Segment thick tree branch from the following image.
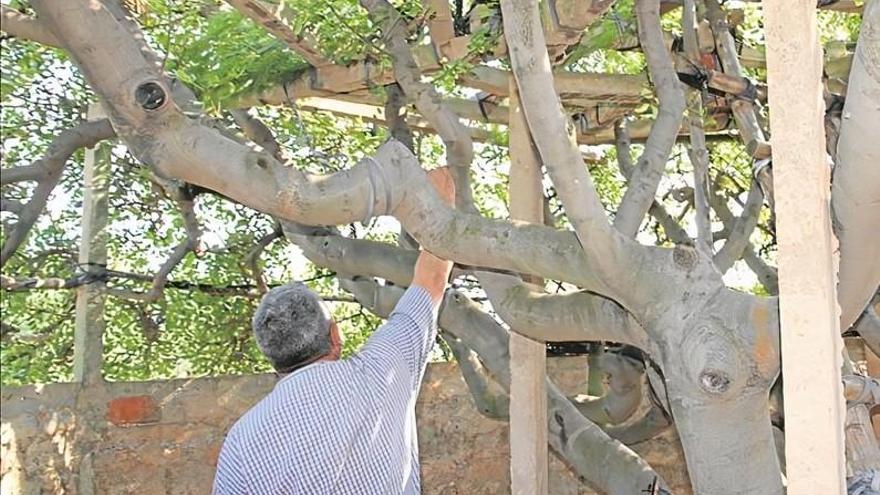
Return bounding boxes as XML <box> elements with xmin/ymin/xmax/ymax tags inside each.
<box><xmin>613</xmin><ymin>0</ymin><xmax>687</xmax><ymax>238</ymax></box>
<box><xmin>33</xmin><ymin>0</ymin><xmax>629</xmax><ymax>293</ymax></box>
<box><xmin>360</xmin><ymin>0</ymin><xmax>476</xmax><ymax>210</ymax></box>
<box><xmin>288</xmin><ymin>225</ymin><xmax>654</xmax><ymax>350</ymax></box>
<box><xmin>0</xmin><ymin>5</ymin><xmax>61</xmax><ymax>47</ymax></box>
<box><xmin>571</xmin><ymin>352</ymin><xmax>645</xmax><ymax>425</ymax></box>
<box><xmin>603</xmin><ymin>401</ymin><xmax>672</xmax><ymax>445</ymax></box>
<box><xmin>832</xmin><ymin>2</ymin><xmax>880</xmax><ymax>331</ymax></box>
<box><xmin>501</xmin><ymin>0</ymin><xmax>613</xmax><ymax>245</ymax></box>
<box><xmin>444</xmin><ymin>334</ymin><xmax>510</xmax><ymax>419</ymax></box>
<box><xmin>229</xmin><ymin>108</ymin><xmax>283</xmax><ymax>161</ymax></box>
<box><xmin>478</xmin><ymin>272</ymin><xmax>652</xmax><ymax>350</ymax></box>
<box><xmin>0</xmin><ymin>119</ymin><xmax>115</xmax><ymax>267</ymax></box>
<box><xmin>743</xmin><ymin>248</ymin><xmax>779</xmax><ymax>294</ymax></box>
<box><xmin>615</xmin><ymin>120</ymin><xmax>690</xmax><ymax>245</ymax></box>
<box><xmin>341</xmin><ymin>278</ymin><xmax>671</xmax><ymax>493</ymax></box>
<box><xmin>500</xmin><ymin>0</ymin><xmax>664</xmax><ymax>309</ymax></box>
<box><xmin>682</xmin><ymin>0</ymin><xmax>712</xmax><ymax>254</ymax></box>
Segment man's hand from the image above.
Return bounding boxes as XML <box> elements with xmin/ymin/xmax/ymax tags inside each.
<box><xmin>412</xmin><ymin>167</ymin><xmax>455</xmax><ymax>303</ymax></box>
<box><xmin>426</xmin><ymin>167</ymin><xmax>455</xmax><ymax>208</ymax></box>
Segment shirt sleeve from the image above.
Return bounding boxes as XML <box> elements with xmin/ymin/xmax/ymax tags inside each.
<box><xmin>357</xmin><ymin>285</ymin><xmax>438</xmax><ymax>391</ymax></box>
<box><xmin>212</xmin><ymin>428</ymin><xmax>248</xmax><ymax>495</ymax></box>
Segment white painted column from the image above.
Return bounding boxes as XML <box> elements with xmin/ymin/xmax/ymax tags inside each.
<box><xmin>763</xmin><ymin>3</ymin><xmax>846</xmax><ymax>493</ymax></box>
<box><xmin>507</xmin><ymin>78</ymin><xmax>549</xmax><ymax>494</ymax></box>
<box><xmin>73</xmin><ymin>104</ymin><xmax>110</xmax><ymax>386</ymax></box>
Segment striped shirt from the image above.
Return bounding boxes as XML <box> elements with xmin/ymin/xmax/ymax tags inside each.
<box><xmin>213</xmin><ymin>286</ymin><xmax>437</xmax><ymax>494</ymax></box>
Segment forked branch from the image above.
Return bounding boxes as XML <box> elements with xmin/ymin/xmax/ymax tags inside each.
<box><xmin>0</xmin><ymin>5</ymin><xmax>60</xmax><ymax>47</ymax></box>
<box><xmin>1</xmin><ymin>119</ymin><xmax>115</xmax><ymax>267</ymax></box>
<box><xmin>614</xmin><ymin>0</ymin><xmax>686</xmax><ymax>237</ymax></box>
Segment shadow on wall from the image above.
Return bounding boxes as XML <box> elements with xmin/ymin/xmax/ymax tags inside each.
<box><xmin>0</xmin><ymin>359</ymin><xmax>691</xmax><ymax>494</ymax></box>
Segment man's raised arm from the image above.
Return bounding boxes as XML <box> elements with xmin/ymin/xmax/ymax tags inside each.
<box><xmin>356</xmin><ymin>168</ymin><xmax>455</xmax><ymax>388</ymax></box>
<box><xmin>410</xmin><ymin>166</ymin><xmax>455</xmax><ymax>303</ymax></box>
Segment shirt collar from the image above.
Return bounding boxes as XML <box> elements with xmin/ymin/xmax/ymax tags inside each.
<box><xmin>275</xmin><ymin>360</ymin><xmax>325</xmax><ymax>387</ymax></box>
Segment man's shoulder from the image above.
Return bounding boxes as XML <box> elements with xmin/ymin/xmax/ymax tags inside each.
<box><xmin>237</xmin><ymin>361</ymin><xmax>367</xmax><ymax>429</ymax></box>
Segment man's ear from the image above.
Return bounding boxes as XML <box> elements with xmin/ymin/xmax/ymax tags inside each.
<box><xmin>328</xmin><ymin>321</ymin><xmax>342</xmax><ymax>358</ymax></box>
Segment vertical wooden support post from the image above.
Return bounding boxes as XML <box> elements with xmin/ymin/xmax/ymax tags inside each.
<box><xmin>507</xmin><ymin>78</ymin><xmax>548</xmax><ymax>494</ymax></box>
<box><xmin>763</xmin><ymin>3</ymin><xmax>846</xmax><ymax>493</ymax></box>
<box><xmin>73</xmin><ymin>104</ymin><xmax>109</xmax><ymax>386</ymax></box>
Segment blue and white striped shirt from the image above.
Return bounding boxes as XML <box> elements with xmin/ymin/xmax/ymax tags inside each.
<box><xmin>213</xmin><ymin>286</ymin><xmax>437</xmax><ymax>494</ymax></box>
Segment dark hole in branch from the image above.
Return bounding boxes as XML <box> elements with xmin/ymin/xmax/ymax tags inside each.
<box><xmin>135</xmin><ymin>82</ymin><xmax>167</xmax><ymax>111</ymax></box>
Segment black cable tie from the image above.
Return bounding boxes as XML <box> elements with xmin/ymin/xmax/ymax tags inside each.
<box><xmin>670</xmin><ymin>35</ymin><xmax>685</xmax><ymax>54</ymax></box>
<box><xmin>475</xmin><ymin>93</ymin><xmax>491</xmax><ymax>122</ymax></box>
<box><xmin>733</xmin><ymin>78</ymin><xmax>759</xmax><ymax>102</ymax></box>
<box><xmin>677</xmin><ymin>71</ymin><xmax>708</xmax><ymax>91</ymax></box>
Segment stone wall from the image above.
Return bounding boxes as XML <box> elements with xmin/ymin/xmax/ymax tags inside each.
<box><xmin>1</xmin><ymin>359</ymin><xmax>690</xmax><ymax>494</ymax></box>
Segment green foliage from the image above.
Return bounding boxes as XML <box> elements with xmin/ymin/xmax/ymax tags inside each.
<box><xmin>433</xmin><ymin>59</ymin><xmax>474</xmax><ymax>92</ymax></box>
<box><xmin>173</xmin><ymin>11</ymin><xmax>310</xmax><ymax>112</ymax></box>
<box><xmin>0</xmin><ymin>290</ymin><xmax>76</xmax><ymax>385</ymax></box>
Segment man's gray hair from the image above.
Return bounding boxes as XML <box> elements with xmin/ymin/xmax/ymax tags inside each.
<box><xmin>252</xmin><ymin>282</ymin><xmax>333</xmax><ymax>371</ymax></box>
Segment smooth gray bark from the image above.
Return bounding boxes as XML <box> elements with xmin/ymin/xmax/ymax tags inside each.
<box><xmin>832</xmin><ymin>1</ymin><xmax>880</xmax><ymax>331</ymax></box>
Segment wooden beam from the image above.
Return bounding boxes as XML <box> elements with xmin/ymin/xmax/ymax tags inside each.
<box><xmin>296</xmin><ymin>95</ymin><xmax>733</xmax><ymax>148</ymax></box>
<box><xmin>507</xmin><ymin>78</ymin><xmax>548</xmax><ymax>495</ymax></box>
<box><xmin>662</xmin><ymin>0</ymin><xmax>864</xmax><ymax>13</ymax></box>
<box><xmin>424</xmin><ymin>0</ymin><xmax>456</xmax><ymax>57</ymax></box>
<box><xmin>706</xmin><ymin>0</ymin><xmax>771</xmax><ymax>159</ymax></box>
<box><xmin>226</xmin><ymin>0</ymin><xmax>330</xmax><ymax>67</ymax></box>
<box><xmin>763</xmin><ymin>1</ymin><xmax>846</xmax><ymax>493</ymax></box>
<box><xmin>73</xmin><ymin>104</ymin><xmax>109</xmax><ymax>386</ymax></box>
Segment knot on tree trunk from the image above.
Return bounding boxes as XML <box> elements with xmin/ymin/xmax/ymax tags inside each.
<box><xmin>679</xmin><ymin>323</ymin><xmax>748</xmax><ymax>400</ymax></box>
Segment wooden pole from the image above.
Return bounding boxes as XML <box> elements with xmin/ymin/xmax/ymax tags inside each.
<box><xmin>73</xmin><ymin>103</ymin><xmax>109</xmax><ymax>386</ymax></box>
<box><xmin>507</xmin><ymin>77</ymin><xmax>549</xmax><ymax>494</ymax></box>
<box><xmin>763</xmin><ymin>3</ymin><xmax>846</xmax><ymax>493</ymax></box>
